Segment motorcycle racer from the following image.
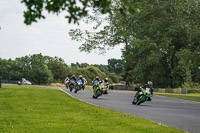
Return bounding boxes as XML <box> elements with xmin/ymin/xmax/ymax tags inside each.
<box><xmin>137</xmin><ymin>81</ymin><xmax>153</xmax><ymax>101</ymax></box>
<box><xmin>77</xmin><ymin>75</ymin><xmax>87</xmax><ymax>90</ymax></box>
<box><xmin>92</xmin><ymin>76</ymin><xmax>100</xmax><ymax>90</ymax></box>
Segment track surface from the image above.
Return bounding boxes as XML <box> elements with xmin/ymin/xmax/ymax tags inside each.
<box><xmin>61</xmin><ymin>88</ymin><xmax>200</xmax><ymax>133</ymax></box>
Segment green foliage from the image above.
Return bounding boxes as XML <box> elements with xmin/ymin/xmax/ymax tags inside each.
<box><xmin>91</xmin><ymin>64</ymin><xmax>109</xmax><ymax>74</ymax></box>
<box><xmin>0</xmin><ymin>58</ymin><xmax>23</xmax><ymax>81</ymax></box>
<box><xmin>108</xmin><ymin>58</ymin><xmax>123</xmax><ymax>75</ymax></box>
<box><xmin>70</xmin><ymin>62</ymin><xmax>89</xmax><ymax>69</ymax></box>
<box><xmin>22</xmin><ymin>0</ymin><xmax>112</xmax><ymax>25</ymax></box>
<box><xmin>122</xmin><ymin>0</ymin><xmax>200</xmax><ymax>87</ymax></box>
<box><xmin>0</xmin><ymin>54</ymin><xmax>67</xmax><ymax>84</ymax></box>
<box><xmin>187</xmin><ymin>89</ymin><xmax>200</xmax><ymax>94</ymax></box>
<box><xmin>182</xmin><ymin>82</ymin><xmax>200</xmax><ymax>93</ymax></box>
<box><xmin>16</xmin><ymin>54</ymin><xmax>54</xmax><ymax>84</ymax></box>
<box><xmin>107</xmin><ymin>72</ymin><xmax>120</xmax><ymax>83</ymax></box>
<box><xmin>45</xmin><ymin>56</ymin><xmax>71</xmax><ymax>82</ymax></box>
<box><xmin>69</xmin><ymin>0</ymin><xmax>138</xmax><ymax>54</ymax></box>
<box><xmin>69</xmin><ymin>0</ymin><xmax>200</xmax><ymax>88</ymax></box>
<box><xmin>72</xmin><ymin>66</ymin><xmax>122</xmax><ymax>85</ymax></box>
<box><xmin>0</xmin><ymin>55</ymin><xmax>121</xmax><ymax>85</ymax></box>
<box><xmin>73</xmin><ymin>66</ymin><xmax>106</xmax><ymax>85</ymax></box>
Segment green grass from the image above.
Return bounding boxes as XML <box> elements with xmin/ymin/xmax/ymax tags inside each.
<box><xmin>0</xmin><ymin>86</ymin><xmax>184</xmax><ymax>133</ymax></box>
<box><xmin>156</xmin><ymin>93</ymin><xmax>200</xmax><ymax>102</ymax></box>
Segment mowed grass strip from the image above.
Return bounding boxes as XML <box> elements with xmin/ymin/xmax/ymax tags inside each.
<box><xmin>157</xmin><ymin>93</ymin><xmax>200</xmax><ymax>102</ymax></box>
<box><xmin>0</xmin><ymin>87</ymin><xmax>184</xmax><ymax>133</ymax></box>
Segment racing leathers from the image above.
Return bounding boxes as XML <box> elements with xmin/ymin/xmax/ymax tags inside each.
<box><xmin>137</xmin><ymin>84</ymin><xmax>153</xmax><ymax>101</ymax></box>
<box><xmin>77</xmin><ymin>77</ymin><xmax>87</xmax><ymax>90</ymax></box>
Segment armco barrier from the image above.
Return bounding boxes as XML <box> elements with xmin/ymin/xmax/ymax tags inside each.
<box><xmin>154</xmin><ymin>88</ymin><xmax>187</xmax><ymax>94</ymax></box>
<box><xmin>110</xmin><ymin>85</ymin><xmax>187</xmax><ymax>94</ymax></box>
<box><xmin>110</xmin><ymin>85</ymin><xmax>135</xmax><ymax>91</ymax></box>
<box><xmin>2</xmin><ymin>80</ymin><xmax>19</xmax><ymax>84</ymax></box>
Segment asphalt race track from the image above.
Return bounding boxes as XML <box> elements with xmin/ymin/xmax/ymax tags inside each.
<box><xmin>60</xmin><ymin>88</ymin><xmax>200</xmax><ymax>133</ymax></box>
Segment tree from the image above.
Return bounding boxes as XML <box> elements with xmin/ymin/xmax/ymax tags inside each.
<box><xmin>79</xmin><ymin>63</ymin><xmax>89</xmax><ymax>68</ymax></box>
<box><xmin>91</xmin><ymin>64</ymin><xmax>108</xmax><ymax>73</ymax></box>
<box><xmin>69</xmin><ymin>0</ymin><xmax>200</xmax><ymax>88</ymax></box>
<box><xmin>22</xmin><ymin>0</ymin><xmax>139</xmax><ymax>25</ymax></box>
<box><xmin>69</xmin><ymin>0</ymin><xmax>138</xmax><ymax>54</ymax></box>
<box><xmin>26</xmin><ymin>54</ymin><xmax>53</xmax><ymax>84</ymax></box>
<box><xmin>45</xmin><ymin>56</ymin><xmax>70</xmax><ymax>82</ymax></box>
<box><xmin>70</xmin><ymin>62</ymin><xmax>80</xmax><ymax>69</ymax></box>
<box><xmin>22</xmin><ymin>0</ymin><xmax>111</xmax><ymax>25</ymax></box>
<box><xmin>122</xmin><ymin>0</ymin><xmax>200</xmax><ymax>87</ymax></box>
<box><xmin>0</xmin><ymin>58</ymin><xmax>23</xmax><ymax>81</ymax></box>
<box><xmin>108</xmin><ymin>58</ymin><xmax>123</xmax><ymax>75</ymax></box>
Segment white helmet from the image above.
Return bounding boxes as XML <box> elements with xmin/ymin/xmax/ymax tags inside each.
<box><xmin>104</xmin><ymin>78</ymin><xmax>108</xmax><ymax>82</ymax></box>
<box><xmin>147</xmin><ymin>81</ymin><xmax>153</xmax><ymax>86</ymax></box>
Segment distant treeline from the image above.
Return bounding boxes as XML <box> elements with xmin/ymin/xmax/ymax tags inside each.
<box><xmin>0</xmin><ymin>54</ymin><xmax>122</xmax><ymax>85</ymax></box>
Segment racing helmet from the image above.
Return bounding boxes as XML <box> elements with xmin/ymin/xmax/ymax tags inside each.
<box><xmin>104</xmin><ymin>78</ymin><xmax>108</xmax><ymax>82</ymax></box>
<box><xmin>147</xmin><ymin>81</ymin><xmax>153</xmax><ymax>86</ymax></box>
<box><xmin>96</xmin><ymin>76</ymin><xmax>99</xmax><ymax>80</ymax></box>
<box><xmin>79</xmin><ymin>75</ymin><xmax>83</xmax><ymax>79</ymax></box>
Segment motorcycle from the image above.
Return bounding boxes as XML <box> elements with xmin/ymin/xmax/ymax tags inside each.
<box><xmin>64</xmin><ymin>79</ymin><xmax>69</xmax><ymax>89</ymax></box>
<box><xmin>102</xmin><ymin>84</ymin><xmax>109</xmax><ymax>94</ymax></box>
<box><xmin>74</xmin><ymin>79</ymin><xmax>84</xmax><ymax>93</ymax></box>
<box><xmin>93</xmin><ymin>83</ymin><xmax>109</xmax><ymax>99</ymax></box>
<box><xmin>69</xmin><ymin>79</ymin><xmax>76</xmax><ymax>92</ymax></box>
<box><xmin>132</xmin><ymin>88</ymin><xmax>151</xmax><ymax>105</ymax></box>
<box><xmin>92</xmin><ymin>80</ymin><xmax>99</xmax><ymax>91</ymax></box>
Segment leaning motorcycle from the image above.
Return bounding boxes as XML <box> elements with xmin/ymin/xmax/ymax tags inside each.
<box><xmin>93</xmin><ymin>84</ymin><xmax>109</xmax><ymax>99</ymax></box>
<box><xmin>132</xmin><ymin>88</ymin><xmax>151</xmax><ymax>105</ymax></box>
<box><xmin>69</xmin><ymin>79</ymin><xmax>76</xmax><ymax>92</ymax></box>
<box><xmin>92</xmin><ymin>80</ymin><xmax>99</xmax><ymax>91</ymax></box>
<box><xmin>74</xmin><ymin>79</ymin><xmax>84</xmax><ymax>93</ymax></box>
<box><xmin>64</xmin><ymin>80</ymin><xmax>69</xmax><ymax>89</ymax></box>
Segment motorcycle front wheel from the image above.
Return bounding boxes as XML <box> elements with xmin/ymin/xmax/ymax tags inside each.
<box><xmin>69</xmin><ymin>84</ymin><xmax>74</xmax><ymax>92</ymax></box>
<box><xmin>136</xmin><ymin>96</ymin><xmax>145</xmax><ymax>105</ymax></box>
<box><xmin>74</xmin><ymin>86</ymin><xmax>79</xmax><ymax>93</ymax></box>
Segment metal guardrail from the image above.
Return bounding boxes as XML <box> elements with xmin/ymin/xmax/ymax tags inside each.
<box><xmin>154</xmin><ymin>88</ymin><xmax>187</xmax><ymax>94</ymax></box>
<box><xmin>110</xmin><ymin>85</ymin><xmax>136</xmax><ymax>91</ymax></box>
<box><xmin>1</xmin><ymin>80</ymin><xmax>19</xmax><ymax>84</ymax></box>
<box><xmin>110</xmin><ymin>85</ymin><xmax>187</xmax><ymax>94</ymax></box>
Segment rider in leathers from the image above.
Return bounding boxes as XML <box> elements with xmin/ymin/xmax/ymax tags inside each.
<box><xmin>137</xmin><ymin>81</ymin><xmax>153</xmax><ymax>101</ymax></box>
<box><xmin>77</xmin><ymin>75</ymin><xmax>87</xmax><ymax>90</ymax></box>
<box><xmin>92</xmin><ymin>76</ymin><xmax>100</xmax><ymax>91</ymax></box>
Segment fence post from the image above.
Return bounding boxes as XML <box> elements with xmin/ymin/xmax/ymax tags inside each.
<box><xmin>0</xmin><ymin>76</ymin><xmax>2</xmax><ymax>88</ymax></box>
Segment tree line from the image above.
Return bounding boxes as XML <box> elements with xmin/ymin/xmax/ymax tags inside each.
<box><xmin>0</xmin><ymin>54</ymin><xmax>122</xmax><ymax>85</ymax></box>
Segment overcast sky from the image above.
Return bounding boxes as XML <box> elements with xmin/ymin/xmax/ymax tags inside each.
<box><xmin>0</xmin><ymin>0</ymin><xmax>123</xmax><ymax>65</ymax></box>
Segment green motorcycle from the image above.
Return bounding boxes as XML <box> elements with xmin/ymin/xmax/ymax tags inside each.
<box><xmin>93</xmin><ymin>84</ymin><xmax>109</xmax><ymax>99</ymax></box>
<box><xmin>132</xmin><ymin>89</ymin><xmax>151</xmax><ymax>105</ymax></box>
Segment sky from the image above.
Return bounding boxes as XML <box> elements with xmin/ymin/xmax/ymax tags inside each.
<box><xmin>0</xmin><ymin>0</ymin><xmax>123</xmax><ymax>65</ymax></box>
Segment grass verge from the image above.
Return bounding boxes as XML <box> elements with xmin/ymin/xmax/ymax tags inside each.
<box><xmin>0</xmin><ymin>86</ymin><xmax>184</xmax><ymax>133</ymax></box>
<box><xmin>156</xmin><ymin>93</ymin><xmax>200</xmax><ymax>102</ymax></box>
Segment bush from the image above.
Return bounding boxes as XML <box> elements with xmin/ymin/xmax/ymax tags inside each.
<box><xmin>107</xmin><ymin>73</ymin><xmax>120</xmax><ymax>84</ymax></box>
<box><xmin>73</xmin><ymin>66</ymin><xmax>106</xmax><ymax>85</ymax></box>
<box><xmin>187</xmin><ymin>89</ymin><xmax>200</xmax><ymax>93</ymax></box>
<box><xmin>72</xmin><ymin>66</ymin><xmax>120</xmax><ymax>85</ymax></box>
<box><xmin>181</xmin><ymin>82</ymin><xmax>200</xmax><ymax>93</ymax></box>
